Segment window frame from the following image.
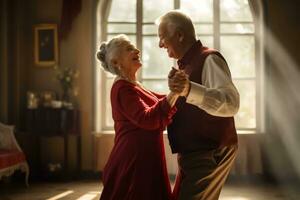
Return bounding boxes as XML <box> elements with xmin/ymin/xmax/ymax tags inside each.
<box><xmin>94</xmin><ymin>0</ymin><xmax>265</xmax><ymax>134</ymax></box>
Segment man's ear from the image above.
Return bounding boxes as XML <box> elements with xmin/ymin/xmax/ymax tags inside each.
<box><xmin>177</xmin><ymin>30</ymin><xmax>184</xmax><ymax>42</ymax></box>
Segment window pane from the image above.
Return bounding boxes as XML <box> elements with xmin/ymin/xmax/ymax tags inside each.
<box><xmin>233</xmin><ymin>79</ymin><xmax>256</xmax><ymax>129</ymax></box>
<box><xmin>198</xmin><ymin>36</ymin><xmax>214</xmax><ymax>48</ymax></box>
<box><xmin>105</xmin><ymin>78</ymin><xmax>114</xmax><ymax>127</ymax></box>
<box><xmin>143</xmin><ymin>24</ymin><xmax>158</xmax><ymax>35</ymax></box>
<box><xmin>180</xmin><ymin>0</ymin><xmax>213</xmax><ymax>22</ymax></box>
<box><xmin>108</xmin><ymin>0</ymin><xmax>136</xmax><ymax>22</ymax></box>
<box><xmin>143</xmin><ymin>0</ymin><xmax>173</xmax><ymax>22</ymax></box>
<box><xmin>195</xmin><ymin>24</ymin><xmax>213</xmax><ymax>34</ymax></box>
<box><xmin>104</xmin><ymin>70</ymin><xmax>115</xmax><ymax>79</ymax></box>
<box><xmin>107</xmin><ymin>34</ymin><xmax>136</xmax><ymax>46</ymax></box>
<box><xmin>142</xmin><ymin>80</ymin><xmax>169</xmax><ymax>94</ymax></box>
<box><xmin>220</xmin><ymin>36</ymin><xmax>255</xmax><ymax>78</ymax></box>
<box><xmin>221</xmin><ymin>23</ymin><xmax>254</xmax><ymax>34</ymax></box>
<box><xmin>107</xmin><ymin>24</ymin><xmax>136</xmax><ymax>33</ymax></box>
<box><xmin>220</xmin><ymin>0</ymin><xmax>253</xmax><ymax>22</ymax></box>
<box><xmin>142</xmin><ymin>36</ymin><xmax>173</xmax><ymax>78</ymax></box>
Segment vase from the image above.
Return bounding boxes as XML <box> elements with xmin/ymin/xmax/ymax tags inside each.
<box><xmin>62</xmin><ymin>87</ymin><xmax>70</xmax><ymax>102</ymax></box>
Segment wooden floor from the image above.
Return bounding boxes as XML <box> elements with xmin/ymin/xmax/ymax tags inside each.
<box><xmin>0</xmin><ymin>179</ymin><xmax>299</xmax><ymax>200</ymax></box>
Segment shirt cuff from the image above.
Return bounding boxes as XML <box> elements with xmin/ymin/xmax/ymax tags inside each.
<box><xmin>186</xmin><ymin>81</ymin><xmax>206</xmax><ymax>105</ymax></box>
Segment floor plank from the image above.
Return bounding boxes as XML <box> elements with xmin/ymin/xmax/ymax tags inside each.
<box><xmin>0</xmin><ymin>180</ymin><xmax>299</xmax><ymax>200</ymax></box>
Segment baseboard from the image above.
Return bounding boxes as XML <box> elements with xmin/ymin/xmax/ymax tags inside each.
<box><xmin>77</xmin><ymin>170</ymin><xmax>102</xmax><ymax>180</ymax></box>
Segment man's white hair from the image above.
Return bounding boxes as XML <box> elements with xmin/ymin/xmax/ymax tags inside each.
<box><xmin>156</xmin><ymin>10</ymin><xmax>196</xmax><ymax>38</ymax></box>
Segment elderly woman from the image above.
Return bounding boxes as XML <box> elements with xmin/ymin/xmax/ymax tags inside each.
<box><xmin>96</xmin><ymin>34</ymin><xmax>188</xmax><ymax>200</ymax></box>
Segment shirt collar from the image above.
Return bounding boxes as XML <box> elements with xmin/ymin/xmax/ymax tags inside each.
<box><xmin>177</xmin><ymin>40</ymin><xmax>203</xmax><ymax>69</ymax></box>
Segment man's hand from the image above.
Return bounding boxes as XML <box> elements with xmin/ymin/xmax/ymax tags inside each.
<box><xmin>168</xmin><ymin>67</ymin><xmax>178</xmax><ymax>79</ymax></box>
<box><xmin>168</xmin><ymin>68</ymin><xmax>190</xmax><ymax>96</ymax></box>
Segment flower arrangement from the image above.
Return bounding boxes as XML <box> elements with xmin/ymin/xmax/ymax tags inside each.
<box><xmin>54</xmin><ymin>65</ymin><xmax>79</xmax><ymax>102</ymax></box>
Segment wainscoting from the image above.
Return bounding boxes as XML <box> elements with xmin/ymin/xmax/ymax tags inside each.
<box><xmin>94</xmin><ymin>133</ymin><xmax>265</xmax><ymax>176</ymax></box>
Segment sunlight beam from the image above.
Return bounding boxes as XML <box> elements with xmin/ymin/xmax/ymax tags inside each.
<box><xmin>76</xmin><ymin>191</ymin><xmax>101</xmax><ymax>200</ymax></box>
<box><xmin>46</xmin><ymin>190</ymin><xmax>74</xmax><ymax>200</ymax></box>
<box><xmin>221</xmin><ymin>197</ymin><xmax>250</xmax><ymax>200</ymax></box>
<box><xmin>264</xmin><ymin>27</ymin><xmax>300</xmax><ymax>177</ymax></box>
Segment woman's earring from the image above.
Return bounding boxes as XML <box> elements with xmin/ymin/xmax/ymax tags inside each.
<box><xmin>117</xmin><ymin>65</ymin><xmax>121</xmax><ymax>72</ymax></box>
<box><xmin>115</xmin><ymin>65</ymin><xmax>122</xmax><ymax>75</ymax></box>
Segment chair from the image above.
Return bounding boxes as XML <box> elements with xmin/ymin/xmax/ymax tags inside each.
<box><xmin>0</xmin><ymin>122</ymin><xmax>29</xmax><ymax>186</ymax></box>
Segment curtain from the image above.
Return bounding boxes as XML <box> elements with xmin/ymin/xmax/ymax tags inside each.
<box><xmin>0</xmin><ymin>0</ymin><xmax>27</xmax><ymax>127</ymax></box>
<box><xmin>60</xmin><ymin>0</ymin><xmax>82</xmax><ymax>39</ymax></box>
<box><xmin>0</xmin><ymin>0</ymin><xmax>11</xmax><ymax>124</ymax></box>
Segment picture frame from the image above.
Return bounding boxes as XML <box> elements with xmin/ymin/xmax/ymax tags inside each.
<box><xmin>34</xmin><ymin>24</ymin><xmax>58</xmax><ymax>67</ymax></box>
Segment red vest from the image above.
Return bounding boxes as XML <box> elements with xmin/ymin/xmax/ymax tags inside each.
<box><xmin>167</xmin><ymin>41</ymin><xmax>237</xmax><ymax>153</ymax></box>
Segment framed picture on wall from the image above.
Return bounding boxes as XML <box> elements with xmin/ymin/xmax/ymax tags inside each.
<box><xmin>34</xmin><ymin>24</ymin><xmax>58</xmax><ymax>67</ymax></box>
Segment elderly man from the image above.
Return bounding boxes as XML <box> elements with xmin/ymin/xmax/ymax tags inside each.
<box><xmin>157</xmin><ymin>10</ymin><xmax>240</xmax><ymax>200</ymax></box>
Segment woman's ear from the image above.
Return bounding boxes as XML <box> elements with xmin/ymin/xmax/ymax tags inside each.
<box><xmin>111</xmin><ymin>58</ymin><xmax>119</xmax><ymax>67</ymax></box>
<box><xmin>111</xmin><ymin>58</ymin><xmax>122</xmax><ymax>74</ymax></box>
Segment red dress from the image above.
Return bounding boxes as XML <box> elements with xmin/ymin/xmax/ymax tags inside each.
<box><xmin>100</xmin><ymin>80</ymin><xmax>176</xmax><ymax>200</ymax></box>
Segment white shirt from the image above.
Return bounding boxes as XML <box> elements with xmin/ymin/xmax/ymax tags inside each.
<box><xmin>186</xmin><ymin>54</ymin><xmax>240</xmax><ymax>117</ymax></box>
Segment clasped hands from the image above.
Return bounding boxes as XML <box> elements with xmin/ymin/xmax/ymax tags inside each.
<box><xmin>168</xmin><ymin>67</ymin><xmax>190</xmax><ymax>97</ymax></box>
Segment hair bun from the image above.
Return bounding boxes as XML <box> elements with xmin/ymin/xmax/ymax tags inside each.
<box><xmin>97</xmin><ymin>42</ymin><xmax>111</xmax><ymax>72</ymax></box>
<box><xmin>97</xmin><ymin>42</ymin><xmax>107</xmax><ymax>63</ymax></box>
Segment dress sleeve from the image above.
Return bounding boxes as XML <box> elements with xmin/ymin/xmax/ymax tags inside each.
<box><xmin>116</xmin><ymin>85</ymin><xmax>177</xmax><ymax>131</ymax></box>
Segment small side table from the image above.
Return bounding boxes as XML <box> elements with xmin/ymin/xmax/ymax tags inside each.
<box><xmin>25</xmin><ymin>107</ymin><xmax>81</xmax><ymax>178</ymax></box>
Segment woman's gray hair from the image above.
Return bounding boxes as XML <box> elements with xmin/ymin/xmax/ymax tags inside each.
<box><xmin>96</xmin><ymin>34</ymin><xmax>130</xmax><ymax>75</ymax></box>
<box><xmin>156</xmin><ymin>10</ymin><xmax>196</xmax><ymax>38</ymax></box>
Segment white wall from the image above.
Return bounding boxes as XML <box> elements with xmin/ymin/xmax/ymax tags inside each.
<box><xmin>94</xmin><ymin>134</ymin><xmax>264</xmax><ymax>176</ymax></box>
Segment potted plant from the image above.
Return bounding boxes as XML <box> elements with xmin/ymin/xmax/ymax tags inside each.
<box><xmin>54</xmin><ymin>65</ymin><xmax>79</xmax><ymax>107</ymax></box>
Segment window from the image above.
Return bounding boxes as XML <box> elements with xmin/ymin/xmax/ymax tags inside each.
<box><xmin>95</xmin><ymin>0</ymin><xmax>264</xmax><ymax>133</ymax></box>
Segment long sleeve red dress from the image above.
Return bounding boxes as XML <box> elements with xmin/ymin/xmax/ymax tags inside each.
<box><xmin>100</xmin><ymin>79</ymin><xmax>177</xmax><ymax>200</ymax></box>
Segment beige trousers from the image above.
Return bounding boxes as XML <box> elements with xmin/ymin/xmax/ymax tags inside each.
<box><xmin>174</xmin><ymin>145</ymin><xmax>238</xmax><ymax>200</ymax></box>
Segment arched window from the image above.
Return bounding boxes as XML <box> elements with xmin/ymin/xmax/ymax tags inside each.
<box><xmin>95</xmin><ymin>0</ymin><xmax>264</xmax><ymax>133</ymax></box>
